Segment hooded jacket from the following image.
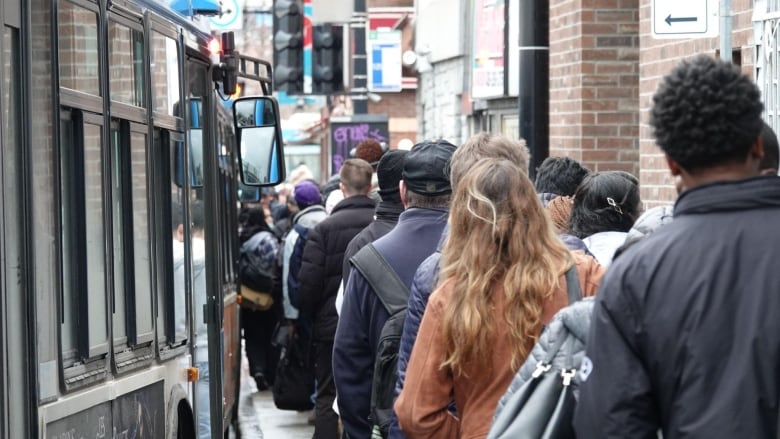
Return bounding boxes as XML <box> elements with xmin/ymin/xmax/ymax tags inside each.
<box><xmin>282</xmin><ymin>204</ymin><xmax>327</xmax><ymax>319</ymax></box>
<box><xmin>574</xmin><ymin>176</ymin><xmax>780</xmax><ymax>438</ymax></box>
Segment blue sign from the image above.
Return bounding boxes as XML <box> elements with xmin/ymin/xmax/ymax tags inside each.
<box><xmin>367</xmin><ymin>30</ymin><xmax>402</xmax><ymax>92</ymax></box>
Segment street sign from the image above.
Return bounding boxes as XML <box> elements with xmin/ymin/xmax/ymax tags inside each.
<box><xmin>368</xmin><ymin>30</ymin><xmax>402</xmax><ymax>93</ymax></box>
<box><xmin>652</xmin><ymin>0</ymin><xmax>718</xmax><ymax>39</ymax></box>
<box><xmin>210</xmin><ymin>0</ymin><xmax>243</xmax><ymax>30</ymax></box>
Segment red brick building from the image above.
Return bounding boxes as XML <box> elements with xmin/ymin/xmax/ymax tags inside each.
<box><xmin>547</xmin><ymin>0</ymin><xmax>756</xmax><ymax>207</ymax></box>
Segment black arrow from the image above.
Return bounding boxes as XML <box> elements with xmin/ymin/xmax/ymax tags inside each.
<box><xmin>665</xmin><ymin>14</ymin><xmax>698</xmax><ymax>26</ymax></box>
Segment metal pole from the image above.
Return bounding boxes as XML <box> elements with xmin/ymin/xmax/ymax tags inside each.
<box><xmin>518</xmin><ymin>0</ymin><xmax>549</xmax><ymax>179</ymax></box>
<box><xmin>720</xmin><ymin>0</ymin><xmax>732</xmax><ymax>62</ymax></box>
<box><xmin>352</xmin><ymin>0</ymin><xmax>368</xmax><ymax>113</ymax></box>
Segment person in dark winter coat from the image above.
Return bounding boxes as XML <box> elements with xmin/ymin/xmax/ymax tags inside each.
<box><xmin>237</xmin><ymin>207</ymin><xmax>281</xmax><ymax>390</ymax></box>
<box><xmin>334</xmin><ymin>140</ymin><xmax>455</xmax><ymax>439</ymax></box>
<box><xmin>298</xmin><ymin>159</ymin><xmax>377</xmax><ymax>439</ymax></box>
<box><xmin>340</xmin><ymin>149</ymin><xmax>408</xmax><ymax>290</ymax></box>
<box><xmin>574</xmin><ymin>54</ymin><xmax>780</xmax><ymax>438</ymax></box>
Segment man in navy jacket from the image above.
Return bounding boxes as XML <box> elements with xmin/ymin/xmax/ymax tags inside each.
<box><xmin>333</xmin><ymin>140</ymin><xmax>456</xmax><ymax>439</ymax></box>
<box><xmin>574</xmin><ymin>55</ymin><xmax>780</xmax><ymax>438</ymax></box>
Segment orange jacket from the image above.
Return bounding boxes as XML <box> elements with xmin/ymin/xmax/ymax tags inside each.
<box><xmin>395</xmin><ymin>251</ymin><xmax>604</xmax><ymax>439</ymax></box>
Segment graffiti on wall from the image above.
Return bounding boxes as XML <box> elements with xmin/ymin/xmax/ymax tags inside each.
<box><xmin>330</xmin><ymin>117</ymin><xmax>389</xmax><ymax>176</ymax></box>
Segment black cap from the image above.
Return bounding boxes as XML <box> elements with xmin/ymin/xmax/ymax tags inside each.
<box><xmin>377</xmin><ymin>150</ymin><xmax>408</xmax><ymax>203</ymax></box>
<box><xmin>402</xmin><ymin>140</ymin><xmax>457</xmax><ymax>195</ymax></box>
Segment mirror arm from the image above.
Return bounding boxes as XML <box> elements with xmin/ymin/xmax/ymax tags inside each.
<box><xmin>212</xmin><ymin>32</ymin><xmax>274</xmax><ymax>96</ymax></box>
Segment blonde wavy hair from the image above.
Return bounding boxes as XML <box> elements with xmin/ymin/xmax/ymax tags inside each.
<box><xmin>439</xmin><ymin>158</ymin><xmax>572</xmax><ymax>378</ymax></box>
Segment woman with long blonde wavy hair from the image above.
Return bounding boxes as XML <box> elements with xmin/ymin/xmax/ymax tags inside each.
<box><xmin>395</xmin><ymin>158</ymin><xmax>604</xmax><ymax>439</ymax></box>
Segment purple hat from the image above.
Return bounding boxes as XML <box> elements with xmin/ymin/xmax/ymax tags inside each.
<box><xmin>294</xmin><ymin>181</ymin><xmax>322</xmax><ymax>209</ymax></box>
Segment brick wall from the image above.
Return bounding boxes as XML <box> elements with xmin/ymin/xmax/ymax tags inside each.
<box><xmin>638</xmin><ymin>0</ymin><xmax>754</xmax><ymax>207</ymax></box>
<box><xmin>549</xmin><ymin>0</ymin><xmax>640</xmax><ymax>177</ymax></box>
<box><xmin>367</xmin><ymin>89</ymin><xmax>417</xmax><ymax>148</ymax></box>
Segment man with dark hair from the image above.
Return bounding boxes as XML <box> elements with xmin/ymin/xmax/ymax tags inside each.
<box><xmin>760</xmin><ymin>121</ymin><xmax>779</xmax><ymax>175</ymax></box>
<box><xmin>298</xmin><ymin>158</ymin><xmax>377</xmax><ymax>439</ymax></box>
<box><xmin>340</xmin><ymin>150</ymin><xmax>408</xmax><ymax>293</ymax></box>
<box><xmin>534</xmin><ymin>156</ymin><xmax>591</xmax><ymax>205</ymax></box>
<box><xmin>334</xmin><ymin>140</ymin><xmax>455</xmax><ymax>439</ymax></box>
<box><xmin>575</xmin><ymin>55</ymin><xmax>780</xmax><ymax>437</ymax></box>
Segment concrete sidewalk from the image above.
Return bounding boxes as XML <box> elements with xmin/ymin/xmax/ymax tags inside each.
<box><xmin>238</xmin><ymin>345</ymin><xmax>314</xmax><ymax>438</ymax></box>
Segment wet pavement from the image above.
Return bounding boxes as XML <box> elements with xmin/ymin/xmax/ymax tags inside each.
<box><xmin>238</xmin><ymin>345</ymin><xmax>314</xmax><ymax>438</ymax></box>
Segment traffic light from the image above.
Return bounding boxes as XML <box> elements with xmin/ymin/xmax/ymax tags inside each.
<box><xmin>273</xmin><ymin>0</ymin><xmax>304</xmax><ymax>94</ymax></box>
<box><xmin>221</xmin><ymin>32</ymin><xmax>238</xmax><ymax>96</ymax></box>
<box><xmin>312</xmin><ymin>24</ymin><xmax>343</xmax><ymax>94</ymax></box>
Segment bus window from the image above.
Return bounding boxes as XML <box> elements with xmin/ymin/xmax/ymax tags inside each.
<box><xmin>60</xmin><ymin>109</ymin><xmax>109</xmax><ymax>374</ymax></box>
<box><xmin>156</xmin><ymin>128</ymin><xmax>189</xmax><ymax>350</ymax></box>
<box><xmin>150</xmin><ymin>31</ymin><xmax>180</xmax><ymax>116</ymax></box>
<box><xmin>58</xmin><ymin>0</ymin><xmax>100</xmax><ymax>96</ymax></box>
<box><xmin>108</xmin><ymin>19</ymin><xmax>145</xmax><ymax>107</ymax></box>
<box><xmin>110</xmin><ymin>120</ymin><xmax>153</xmax><ymax>354</ymax></box>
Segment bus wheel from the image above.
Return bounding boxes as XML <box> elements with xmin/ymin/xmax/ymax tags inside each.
<box><xmin>177</xmin><ymin>400</ymin><xmax>196</xmax><ymax>439</ymax></box>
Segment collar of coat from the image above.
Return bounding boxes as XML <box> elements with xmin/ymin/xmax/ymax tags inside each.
<box><xmin>675</xmin><ymin>175</ymin><xmax>780</xmax><ymax>216</ymax></box>
<box><xmin>330</xmin><ymin>195</ymin><xmax>377</xmax><ymax>215</ymax></box>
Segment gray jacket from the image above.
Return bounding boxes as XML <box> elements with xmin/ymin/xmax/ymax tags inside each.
<box><xmin>491</xmin><ymin>297</ymin><xmax>595</xmax><ymax>424</ymax></box>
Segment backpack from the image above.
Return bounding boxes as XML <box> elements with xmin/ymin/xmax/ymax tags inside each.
<box><xmin>287</xmin><ymin>223</ymin><xmax>311</xmax><ymax>309</ymax></box>
<box><xmin>487</xmin><ymin>266</ymin><xmax>593</xmax><ymax>439</ymax></box>
<box><xmin>239</xmin><ymin>231</ymin><xmax>277</xmax><ymax>293</ymax></box>
<box><xmin>349</xmin><ymin>243</ymin><xmax>410</xmax><ymax>439</ymax></box>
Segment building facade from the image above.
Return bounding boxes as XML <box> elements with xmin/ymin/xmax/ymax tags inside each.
<box><xmin>414</xmin><ymin>0</ymin><xmax>769</xmax><ymax>207</ymax></box>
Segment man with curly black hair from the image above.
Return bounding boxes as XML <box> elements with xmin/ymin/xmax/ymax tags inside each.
<box><xmin>575</xmin><ymin>54</ymin><xmax>780</xmax><ymax>438</ymax></box>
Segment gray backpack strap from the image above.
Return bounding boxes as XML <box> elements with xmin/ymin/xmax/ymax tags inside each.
<box><xmin>350</xmin><ymin>243</ymin><xmax>409</xmax><ymax>315</ymax></box>
<box><xmin>564</xmin><ymin>264</ymin><xmax>582</xmax><ymax>305</ymax></box>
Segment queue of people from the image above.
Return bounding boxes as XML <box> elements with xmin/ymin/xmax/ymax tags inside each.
<box><xmin>235</xmin><ymin>54</ymin><xmax>780</xmax><ymax>439</ymax></box>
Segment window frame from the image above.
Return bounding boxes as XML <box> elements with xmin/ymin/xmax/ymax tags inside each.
<box><xmin>149</xmin><ymin>12</ymin><xmax>188</xmax><ymax>359</ymax></box>
<box><xmin>57</xmin><ymin>0</ymin><xmax>103</xmax><ymax>111</ymax></box>
<box><xmin>106</xmin><ymin>9</ymin><xmax>146</xmax><ymax>122</ymax></box>
<box><xmin>58</xmin><ymin>108</ymin><xmax>110</xmax><ymax>390</ymax></box>
<box><xmin>147</xmin><ymin>14</ymin><xmax>184</xmax><ymax>131</ymax></box>
<box><xmin>110</xmin><ymin>118</ymin><xmax>155</xmax><ymax>373</ymax></box>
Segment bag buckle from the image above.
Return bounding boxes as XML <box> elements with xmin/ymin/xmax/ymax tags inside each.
<box><xmin>532</xmin><ymin>362</ymin><xmax>552</xmax><ymax>378</ymax></box>
<box><xmin>561</xmin><ymin>369</ymin><xmax>577</xmax><ymax>386</ymax></box>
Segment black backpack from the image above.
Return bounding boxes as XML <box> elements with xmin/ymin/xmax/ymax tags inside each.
<box><xmin>350</xmin><ymin>243</ymin><xmax>410</xmax><ymax>439</ymax></box>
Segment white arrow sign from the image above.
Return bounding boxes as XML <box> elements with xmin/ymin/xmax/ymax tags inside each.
<box><xmin>652</xmin><ymin>0</ymin><xmax>719</xmax><ymax>39</ymax></box>
<box><xmin>210</xmin><ymin>0</ymin><xmax>243</xmax><ymax>31</ymax></box>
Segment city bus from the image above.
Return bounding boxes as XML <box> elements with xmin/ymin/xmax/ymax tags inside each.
<box><xmin>0</xmin><ymin>0</ymin><xmax>284</xmax><ymax>436</ymax></box>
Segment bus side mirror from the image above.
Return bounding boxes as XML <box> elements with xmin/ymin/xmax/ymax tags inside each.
<box><xmin>233</xmin><ymin>96</ymin><xmax>286</xmax><ymax>186</ymax></box>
